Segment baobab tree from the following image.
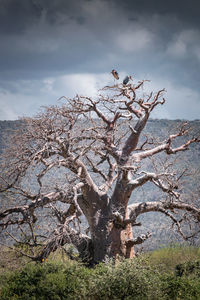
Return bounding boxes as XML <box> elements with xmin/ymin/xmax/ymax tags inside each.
<box><xmin>0</xmin><ymin>79</ymin><xmax>200</xmax><ymax>265</ymax></box>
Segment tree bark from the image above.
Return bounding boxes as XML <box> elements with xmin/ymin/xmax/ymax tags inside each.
<box><xmin>90</xmin><ymin>214</ymin><xmax>135</xmax><ymax>263</ymax></box>
<box><xmin>1</xmin><ymin>80</ymin><xmax>199</xmax><ymax>265</ymax></box>
<box><xmin>85</xmin><ymin>196</ymin><xmax>135</xmax><ymax>263</ymax></box>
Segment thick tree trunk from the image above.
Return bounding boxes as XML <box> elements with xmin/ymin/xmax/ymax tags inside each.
<box><xmin>89</xmin><ymin>205</ymin><xmax>135</xmax><ymax>263</ymax></box>
<box><xmin>79</xmin><ymin>188</ymin><xmax>135</xmax><ymax>264</ymax></box>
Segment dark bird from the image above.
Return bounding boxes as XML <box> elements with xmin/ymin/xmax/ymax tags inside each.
<box><xmin>123</xmin><ymin>75</ymin><xmax>133</xmax><ymax>85</ymax></box>
<box><xmin>111</xmin><ymin>69</ymin><xmax>119</xmax><ymax>80</ymax></box>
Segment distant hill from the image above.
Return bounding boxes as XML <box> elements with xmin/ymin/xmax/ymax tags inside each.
<box><xmin>0</xmin><ymin>120</ymin><xmax>22</xmax><ymax>154</ymax></box>
<box><xmin>0</xmin><ymin>119</ymin><xmax>200</xmax><ymax>251</ymax></box>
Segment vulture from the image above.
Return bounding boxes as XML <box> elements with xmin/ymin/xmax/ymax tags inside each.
<box><xmin>111</xmin><ymin>69</ymin><xmax>119</xmax><ymax>80</ymax></box>
<box><xmin>123</xmin><ymin>75</ymin><xmax>133</xmax><ymax>85</ymax></box>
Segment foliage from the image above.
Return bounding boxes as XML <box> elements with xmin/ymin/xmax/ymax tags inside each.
<box><xmin>145</xmin><ymin>244</ymin><xmax>200</xmax><ymax>273</ymax></box>
<box><xmin>161</xmin><ymin>275</ymin><xmax>200</xmax><ymax>300</ymax></box>
<box><xmin>1</xmin><ymin>246</ymin><xmax>200</xmax><ymax>300</ymax></box>
<box><xmin>175</xmin><ymin>260</ymin><xmax>200</xmax><ymax>278</ymax></box>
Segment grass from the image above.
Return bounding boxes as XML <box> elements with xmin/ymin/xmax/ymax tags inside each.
<box><xmin>0</xmin><ymin>245</ymin><xmax>200</xmax><ymax>299</ymax></box>
<box><xmin>145</xmin><ymin>244</ymin><xmax>200</xmax><ymax>273</ymax></box>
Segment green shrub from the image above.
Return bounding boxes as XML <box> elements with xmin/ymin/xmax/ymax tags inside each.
<box><xmin>161</xmin><ymin>274</ymin><xmax>200</xmax><ymax>300</ymax></box>
<box><xmin>0</xmin><ymin>261</ymin><xmax>92</xmax><ymax>300</ymax></box>
<box><xmin>1</xmin><ymin>246</ymin><xmax>200</xmax><ymax>300</ymax></box>
<box><xmin>175</xmin><ymin>260</ymin><xmax>200</xmax><ymax>278</ymax></box>
<box><xmin>90</xmin><ymin>258</ymin><xmax>163</xmax><ymax>300</ymax></box>
<box><xmin>146</xmin><ymin>245</ymin><xmax>200</xmax><ymax>273</ymax></box>
<box><xmin>0</xmin><ymin>258</ymin><xmax>164</xmax><ymax>300</ymax></box>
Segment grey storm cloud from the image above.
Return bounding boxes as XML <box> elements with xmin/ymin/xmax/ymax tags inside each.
<box><xmin>0</xmin><ymin>0</ymin><xmax>200</xmax><ymax>120</ymax></box>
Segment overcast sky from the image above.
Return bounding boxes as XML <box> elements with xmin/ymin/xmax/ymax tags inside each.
<box><xmin>0</xmin><ymin>0</ymin><xmax>200</xmax><ymax>120</ymax></box>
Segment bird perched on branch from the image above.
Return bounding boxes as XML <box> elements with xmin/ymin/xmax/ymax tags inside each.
<box><xmin>123</xmin><ymin>75</ymin><xmax>133</xmax><ymax>85</ymax></box>
<box><xmin>111</xmin><ymin>69</ymin><xmax>119</xmax><ymax>80</ymax></box>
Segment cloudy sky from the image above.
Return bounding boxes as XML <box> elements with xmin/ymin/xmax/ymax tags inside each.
<box><xmin>0</xmin><ymin>0</ymin><xmax>200</xmax><ymax>120</ymax></box>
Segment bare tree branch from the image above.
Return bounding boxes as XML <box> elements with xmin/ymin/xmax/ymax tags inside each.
<box><xmin>0</xmin><ymin>77</ymin><xmax>199</xmax><ymax>264</ymax></box>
